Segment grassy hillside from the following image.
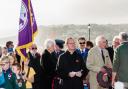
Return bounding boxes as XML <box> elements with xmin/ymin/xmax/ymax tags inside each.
<box><xmin>37</xmin><ymin>24</ymin><xmax>128</xmax><ymax>45</ymax></box>
<box><xmin>0</xmin><ymin>24</ymin><xmax>128</xmax><ymax>47</ymax></box>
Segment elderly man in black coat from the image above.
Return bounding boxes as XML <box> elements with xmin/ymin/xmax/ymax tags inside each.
<box><xmin>28</xmin><ymin>44</ymin><xmax>44</xmax><ymax>89</ymax></box>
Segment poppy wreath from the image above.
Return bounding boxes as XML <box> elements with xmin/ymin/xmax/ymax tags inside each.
<box><xmin>97</xmin><ymin>66</ymin><xmax>112</xmax><ymax>88</ymax></box>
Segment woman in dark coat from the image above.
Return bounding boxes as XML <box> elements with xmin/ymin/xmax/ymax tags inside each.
<box><xmin>41</xmin><ymin>39</ymin><xmax>57</xmax><ymax>89</ymax></box>
<box><xmin>57</xmin><ymin>37</ymin><xmax>88</xmax><ymax>89</ymax></box>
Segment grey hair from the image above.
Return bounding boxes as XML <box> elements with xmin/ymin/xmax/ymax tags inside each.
<box><xmin>112</xmin><ymin>35</ymin><xmax>120</xmax><ymax>42</ymax></box>
<box><xmin>119</xmin><ymin>32</ymin><xmax>128</xmax><ymax>41</ymax></box>
<box><xmin>44</xmin><ymin>39</ymin><xmax>55</xmax><ymax>49</ymax></box>
<box><xmin>95</xmin><ymin>35</ymin><xmax>106</xmax><ymax>46</ymax></box>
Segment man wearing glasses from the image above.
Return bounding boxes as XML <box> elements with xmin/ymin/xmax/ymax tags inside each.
<box><xmin>28</xmin><ymin>44</ymin><xmax>44</xmax><ymax>89</ymax></box>
<box><xmin>76</xmin><ymin>37</ymin><xmax>88</xmax><ymax>63</ymax></box>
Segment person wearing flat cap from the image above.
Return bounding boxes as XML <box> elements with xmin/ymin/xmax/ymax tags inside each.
<box><xmin>53</xmin><ymin>39</ymin><xmax>65</xmax><ymax>60</ymax></box>
<box><xmin>52</xmin><ymin>39</ymin><xmax>65</xmax><ymax>89</ymax></box>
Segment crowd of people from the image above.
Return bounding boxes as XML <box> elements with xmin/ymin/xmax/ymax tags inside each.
<box><xmin>0</xmin><ymin>32</ymin><xmax>128</xmax><ymax>89</ymax></box>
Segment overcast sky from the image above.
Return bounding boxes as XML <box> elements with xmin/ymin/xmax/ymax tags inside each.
<box><xmin>0</xmin><ymin>0</ymin><xmax>128</xmax><ymax>37</ymax></box>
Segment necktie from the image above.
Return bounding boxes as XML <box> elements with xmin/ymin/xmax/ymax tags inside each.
<box><xmin>56</xmin><ymin>52</ymin><xmax>60</xmax><ymax>58</ymax></box>
<box><xmin>81</xmin><ymin>50</ymin><xmax>84</xmax><ymax>55</ymax></box>
<box><xmin>101</xmin><ymin>49</ymin><xmax>105</xmax><ymax>63</ymax></box>
<box><xmin>81</xmin><ymin>50</ymin><xmax>83</xmax><ymax>53</ymax></box>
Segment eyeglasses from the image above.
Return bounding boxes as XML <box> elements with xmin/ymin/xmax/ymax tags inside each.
<box><xmin>67</xmin><ymin>43</ymin><xmax>75</xmax><ymax>45</ymax></box>
<box><xmin>79</xmin><ymin>42</ymin><xmax>85</xmax><ymax>44</ymax></box>
<box><xmin>0</xmin><ymin>62</ymin><xmax>9</xmax><ymax>67</ymax></box>
<box><xmin>32</xmin><ymin>48</ymin><xmax>37</xmax><ymax>50</ymax></box>
<box><xmin>1</xmin><ymin>64</ymin><xmax>6</xmax><ymax>67</ymax></box>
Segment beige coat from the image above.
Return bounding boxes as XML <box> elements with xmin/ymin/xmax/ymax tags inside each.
<box><xmin>86</xmin><ymin>46</ymin><xmax>112</xmax><ymax>89</ymax></box>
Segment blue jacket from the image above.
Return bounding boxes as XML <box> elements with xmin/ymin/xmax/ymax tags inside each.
<box><xmin>0</xmin><ymin>68</ymin><xmax>19</xmax><ymax>89</ymax></box>
<box><xmin>76</xmin><ymin>48</ymin><xmax>89</xmax><ymax>62</ymax></box>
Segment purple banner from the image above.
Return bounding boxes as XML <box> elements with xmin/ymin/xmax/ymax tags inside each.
<box><xmin>16</xmin><ymin>0</ymin><xmax>37</xmax><ymax>61</ymax></box>
<box><xmin>30</xmin><ymin>1</ymin><xmax>37</xmax><ymax>35</ymax></box>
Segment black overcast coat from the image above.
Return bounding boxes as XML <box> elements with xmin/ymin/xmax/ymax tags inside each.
<box><xmin>41</xmin><ymin>49</ymin><xmax>57</xmax><ymax>89</ymax></box>
<box><xmin>28</xmin><ymin>52</ymin><xmax>44</xmax><ymax>89</ymax></box>
<box><xmin>57</xmin><ymin>50</ymin><xmax>88</xmax><ymax>89</ymax></box>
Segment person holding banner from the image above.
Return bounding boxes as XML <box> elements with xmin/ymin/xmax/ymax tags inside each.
<box><xmin>28</xmin><ymin>44</ymin><xmax>44</xmax><ymax>89</ymax></box>
<box><xmin>23</xmin><ymin>59</ymin><xmax>35</xmax><ymax>89</ymax></box>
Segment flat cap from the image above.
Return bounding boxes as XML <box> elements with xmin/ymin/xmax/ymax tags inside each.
<box><xmin>55</xmin><ymin>39</ymin><xmax>65</xmax><ymax>49</ymax></box>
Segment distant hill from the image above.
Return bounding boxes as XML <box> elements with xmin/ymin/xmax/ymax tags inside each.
<box><xmin>0</xmin><ymin>35</ymin><xmax>17</xmax><ymax>46</ymax></box>
<box><xmin>37</xmin><ymin>24</ymin><xmax>128</xmax><ymax>45</ymax></box>
<box><xmin>0</xmin><ymin>24</ymin><xmax>128</xmax><ymax>47</ymax></box>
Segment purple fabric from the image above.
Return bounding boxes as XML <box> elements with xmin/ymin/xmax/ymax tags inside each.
<box><xmin>30</xmin><ymin>1</ymin><xmax>37</xmax><ymax>34</ymax></box>
<box><xmin>17</xmin><ymin>0</ymin><xmax>37</xmax><ymax>60</ymax></box>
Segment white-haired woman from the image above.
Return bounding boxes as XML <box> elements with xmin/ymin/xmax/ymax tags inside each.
<box><xmin>41</xmin><ymin>39</ymin><xmax>57</xmax><ymax>89</ymax></box>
